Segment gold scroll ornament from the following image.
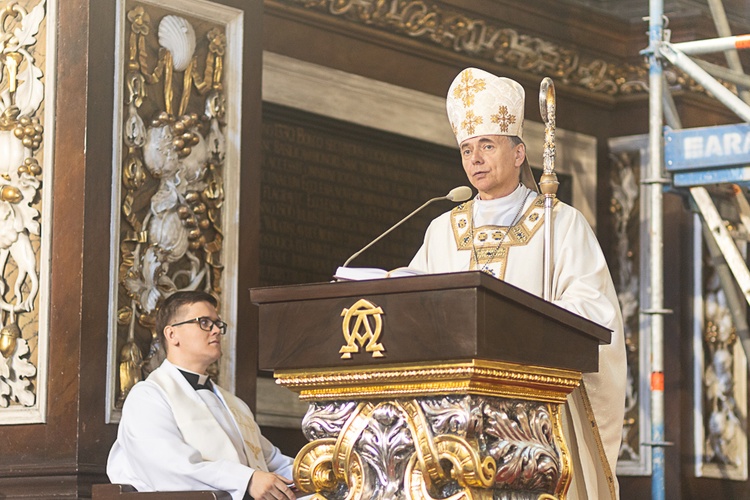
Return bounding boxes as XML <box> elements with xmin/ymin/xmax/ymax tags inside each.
<box><xmin>278</xmin><ymin>362</ymin><xmax>576</xmax><ymax>497</ymax></box>
<box><xmin>294</xmin><ymin>400</ymin><xmax>496</xmax><ymax>500</ymax></box>
<box><xmin>339</xmin><ymin>298</ymin><xmax>385</xmax><ymax>359</ymax></box>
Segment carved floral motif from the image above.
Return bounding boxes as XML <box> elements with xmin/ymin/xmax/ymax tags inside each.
<box><xmin>702</xmin><ymin>268</ymin><xmax>743</xmax><ymax>467</ymax></box>
<box><xmin>609</xmin><ymin>151</ymin><xmax>641</xmax><ymax>465</ymax></box>
<box><xmin>0</xmin><ymin>0</ymin><xmax>47</xmax><ymax>411</ymax></box>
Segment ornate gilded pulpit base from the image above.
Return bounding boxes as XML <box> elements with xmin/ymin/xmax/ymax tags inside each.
<box><xmin>276</xmin><ymin>360</ymin><xmax>579</xmax><ymax>500</ymax></box>
<box><xmin>252</xmin><ymin>273</ymin><xmax>611</xmax><ymax>499</ymax></box>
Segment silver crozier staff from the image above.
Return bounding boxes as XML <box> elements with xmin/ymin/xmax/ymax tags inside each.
<box><xmin>539</xmin><ymin>77</ymin><xmax>559</xmax><ymax>302</ymax></box>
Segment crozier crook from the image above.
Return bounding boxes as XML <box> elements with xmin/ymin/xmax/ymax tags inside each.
<box><xmin>539</xmin><ymin>77</ymin><xmax>559</xmax><ymax>302</ymax></box>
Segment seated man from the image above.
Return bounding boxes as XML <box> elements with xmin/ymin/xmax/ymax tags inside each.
<box><xmin>409</xmin><ymin>68</ymin><xmax>627</xmax><ymax>499</ymax></box>
<box><xmin>107</xmin><ymin>290</ymin><xmax>296</xmax><ymax>500</ymax></box>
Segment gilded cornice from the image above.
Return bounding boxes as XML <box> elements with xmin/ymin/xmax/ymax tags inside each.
<box><xmin>275</xmin><ymin>359</ymin><xmax>582</xmax><ymax>403</ymax></box>
<box><xmin>270</xmin><ymin>0</ymin><xmax>722</xmax><ymax>98</ymax></box>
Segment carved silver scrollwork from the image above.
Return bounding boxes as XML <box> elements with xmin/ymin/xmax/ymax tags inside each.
<box><xmin>480</xmin><ymin>398</ymin><xmax>561</xmax><ymax>492</ymax></box>
<box><xmin>421</xmin><ymin>395</ymin><xmax>473</xmax><ymax>437</ymax></box>
<box><xmin>302</xmin><ymin>401</ymin><xmax>357</xmax><ymax>440</ymax></box>
<box><xmin>358</xmin><ymin>403</ymin><xmax>414</xmax><ymax>499</ymax></box>
<box><xmin>297</xmin><ymin>396</ymin><xmax>566</xmax><ymax>499</ymax></box>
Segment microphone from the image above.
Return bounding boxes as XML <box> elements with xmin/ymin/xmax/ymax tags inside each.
<box><xmin>445</xmin><ymin>185</ymin><xmax>473</xmax><ymax>202</ymax></box>
<box><xmin>341</xmin><ymin>186</ymin><xmax>473</xmax><ymax>268</ymax></box>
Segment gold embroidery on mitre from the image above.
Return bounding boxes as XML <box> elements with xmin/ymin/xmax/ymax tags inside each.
<box><xmin>450</xmin><ymin>196</ymin><xmax>555</xmax><ymax>279</ymax></box>
<box><xmin>452</xmin><ymin>70</ymin><xmax>487</xmax><ymax>107</ymax></box>
<box><xmin>490</xmin><ymin>105</ymin><xmax>517</xmax><ymax>133</ymax></box>
<box><xmin>462</xmin><ymin>110</ymin><xmax>483</xmax><ymax>136</ymax></box>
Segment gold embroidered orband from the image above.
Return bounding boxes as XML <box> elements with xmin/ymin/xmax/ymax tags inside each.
<box><xmin>450</xmin><ymin>195</ymin><xmax>556</xmax><ymax>279</ymax></box>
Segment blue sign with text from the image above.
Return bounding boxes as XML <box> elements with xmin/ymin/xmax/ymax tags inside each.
<box><xmin>673</xmin><ymin>166</ymin><xmax>750</xmax><ymax>187</ymax></box>
<box><xmin>665</xmin><ymin>123</ymin><xmax>750</xmax><ymax>171</ymax></box>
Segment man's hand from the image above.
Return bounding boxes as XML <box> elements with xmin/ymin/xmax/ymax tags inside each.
<box><xmin>248</xmin><ymin>471</ymin><xmax>296</xmax><ymax>499</ymax></box>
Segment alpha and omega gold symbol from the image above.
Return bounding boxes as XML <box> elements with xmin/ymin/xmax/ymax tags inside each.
<box><xmin>339</xmin><ymin>298</ymin><xmax>385</xmax><ymax>359</ymax></box>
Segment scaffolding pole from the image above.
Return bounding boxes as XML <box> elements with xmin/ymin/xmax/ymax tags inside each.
<box><xmin>646</xmin><ymin>2</ymin><xmax>666</xmax><ymax>499</ymax></box>
<box><xmin>647</xmin><ymin>1</ymin><xmax>750</xmax><ymax>498</ymax></box>
<box><xmin>659</xmin><ymin>42</ymin><xmax>750</xmax><ymax>122</ymax></box>
<box><xmin>707</xmin><ymin>0</ymin><xmax>750</xmax><ymax>102</ymax></box>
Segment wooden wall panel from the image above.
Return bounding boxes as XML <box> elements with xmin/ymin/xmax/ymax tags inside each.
<box><xmin>234</xmin><ymin>0</ymin><xmax>264</xmax><ymax>410</ymax></box>
<box><xmin>0</xmin><ymin>0</ymin><xmax>263</xmax><ymax>497</ymax></box>
<box><xmin>0</xmin><ymin>0</ymin><xmax>94</xmax><ymax>496</ymax></box>
<box><xmin>259</xmin><ymin>104</ymin><xmax>464</xmax><ymax>285</ymax></box>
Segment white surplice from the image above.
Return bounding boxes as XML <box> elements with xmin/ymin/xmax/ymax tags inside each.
<box><xmin>107</xmin><ymin>359</ymin><xmax>293</xmax><ymax>500</ymax></box>
<box><xmin>410</xmin><ymin>184</ymin><xmax>627</xmax><ymax>499</ymax></box>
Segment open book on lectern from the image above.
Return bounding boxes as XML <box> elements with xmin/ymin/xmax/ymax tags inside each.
<box><xmin>333</xmin><ymin>266</ymin><xmax>425</xmax><ymax>281</ymax></box>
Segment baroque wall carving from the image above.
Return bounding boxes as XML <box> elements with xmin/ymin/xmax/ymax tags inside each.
<box><xmin>695</xmin><ymin>196</ymin><xmax>748</xmax><ymax>480</ymax></box>
<box><xmin>271</xmin><ymin>0</ymin><xmax>724</xmax><ymax>98</ymax></box>
<box><xmin>609</xmin><ymin>149</ymin><xmax>642</xmax><ymax>472</ymax></box>
<box><xmin>700</xmin><ymin>267</ymin><xmax>747</xmax><ymax>475</ymax></box>
<box><xmin>607</xmin><ymin>136</ymin><xmax>652</xmax><ymax>476</ymax></box>
<box><xmin>0</xmin><ymin>0</ymin><xmax>53</xmax><ymax>424</ymax></box>
<box><xmin>608</xmin><ymin>137</ymin><xmax>750</xmax><ymax>479</ymax></box>
<box><xmin>107</xmin><ymin>0</ymin><xmax>243</xmax><ymax>422</ymax></box>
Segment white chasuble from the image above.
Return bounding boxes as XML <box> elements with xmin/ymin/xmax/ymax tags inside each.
<box><xmin>410</xmin><ymin>185</ymin><xmax>627</xmax><ymax>500</ymax></box>
<box><xmin>449</xmin><ymin>194</ymin><xmax>547</xmax><ymax>279</ymax></box>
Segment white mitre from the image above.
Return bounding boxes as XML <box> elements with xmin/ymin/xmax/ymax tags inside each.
<box><xmin>446</xmin><ymin>67</ymin><xmax>525</xmax><ymax>143</ymax></box>
<box><xmin>446</xmin><ymin>68</ymin><xmax>538</xmax><ymax>193</ymax></box>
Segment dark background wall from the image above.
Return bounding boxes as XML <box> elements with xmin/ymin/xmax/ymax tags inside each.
<box><xmin>259</xmin><ymin>104</ymin><xmax>463</xmax><ymax>284</ymax></box>
<box><xmin>2</xmin><ymin>0</ymin><xmax>750</xmax><ymax>498</ymax></box>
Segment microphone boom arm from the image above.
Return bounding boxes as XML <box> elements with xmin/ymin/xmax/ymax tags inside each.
<box><xmin>341</xmin><ymin>186</ymin><xmax>472</xmax><ymax>268</ymax></box>
<box><xmin>341</xmin><ymin>196</ymin><xmax>446</xmax><ymax>268</ymax></box>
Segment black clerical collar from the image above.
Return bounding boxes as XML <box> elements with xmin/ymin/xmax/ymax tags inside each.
<box><xmin>177</xmin><ymin>368</ymin><xmax>214</xmax><ymax>391</ymax></box>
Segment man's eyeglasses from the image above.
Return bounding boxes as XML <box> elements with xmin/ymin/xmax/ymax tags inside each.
<box><xmin>170</xmin><ymin>316</ymin><xmax>227</xmax><ymax>335</ymax></box>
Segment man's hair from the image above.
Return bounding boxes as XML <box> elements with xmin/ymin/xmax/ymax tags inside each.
<box><xmin>507</xmin><ymin>136</ymin><xmax>527</xmax><ymax>181</ymax></box>
<box><xmin>155</xmin><ymin>290</ymin><xmax>218</xmax><ymax>351</ymax></box>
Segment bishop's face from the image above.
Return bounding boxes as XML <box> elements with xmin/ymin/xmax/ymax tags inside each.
<box><xmin>460</xmin><ymin>135</ymin><xmax>525</xmax><ymax>200</ymax></box>
<box><xmin>164</xmin><ymin>301</ymin><xmax>224</xmax><ymax>374</ymax></box>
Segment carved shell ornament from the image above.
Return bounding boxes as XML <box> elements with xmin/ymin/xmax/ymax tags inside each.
<box><xmin>158</xmin><ymin>15</ymin><xmax>197</xmax><ymax>72</ymax></box>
